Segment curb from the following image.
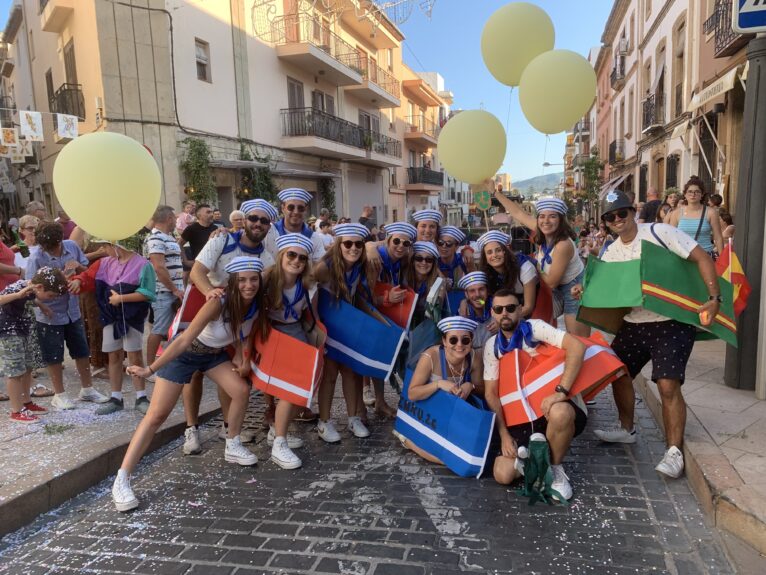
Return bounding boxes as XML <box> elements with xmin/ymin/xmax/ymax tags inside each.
<box><xmin>635</xmin><ymin>375</ymin><xmax>766</xmax><ymax>555</ymax></box>
<box><xmin>0</xmin><ymin>402</ymin><xmax>221</xmax><ymax>539</ymax></box>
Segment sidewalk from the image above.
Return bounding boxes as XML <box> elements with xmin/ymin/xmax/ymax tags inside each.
<box><xmin>636</xmin><ymin>339</ymin><xmax>766</xmax><ymax>556</ymax></box>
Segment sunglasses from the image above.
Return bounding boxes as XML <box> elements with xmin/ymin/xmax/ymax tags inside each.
<box><xmin>413</xmin><ymin>255</ymin><xmax>435</xmax><ymax>264</ymax></box>
<box><xmin>22</xmin><ymin>226</ymin><xmax>36</xmax><ymax>232</ymax></box>
<box><xmin>601</xmin><ymin>208</ymin><xmax>631</xmax><ymax>223</ymax></box>
<box><xmin>437</xmin><ymin>240</ymin><xmax>456</xmax><ymax>248</ymax></box>
<box><xmin>341</xmin><ymin>240</ymin><xmax>365</xmax><ymax>250</ymax></box>
<box><xmin>391</xmin><ymin>238</ymin><xmax>412</xmax><ymax>247</ymax></box>
<box><xmin>447</xmin><ymin>335</ymin><xmax>472</xmax><ymax>346</ymax></box>
<box><xmin>492</xmin><ymin>304</ymin><xmax>519</xmax><ymax>314</ymax></box>
<box><xmin>247</xmin><ymin>215</ymin><xmax>271</xmax><ymax>225</ymax></box>
<box><xmin>286</xmin><ymin>204</ymin><xmax>306</xmax><ymax>213</ymax></box>
<box><xmin>286</xmin><ymin>251</ymin><xmax>308</xmax><ymax>263</ymax></box>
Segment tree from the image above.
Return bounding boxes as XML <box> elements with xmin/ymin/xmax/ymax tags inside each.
<box><xmin>238</xmin><ymin>143</ymin><xmax>278</xmax><ymax>204</ymax></box>
<box><xmin>582</xmin><ymin>146</ymin><xmax>605</xmax><ymax>219</ymax></box>
<box><xmin>180</xmin><ymin>138</ymin><xmax>216</xmax><ymax>204</ymax></box>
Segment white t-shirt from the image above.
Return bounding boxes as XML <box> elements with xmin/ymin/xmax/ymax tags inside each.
<box><xmin>195</xmin><ymin>233</ymin><xmax>275</xmax><ymax>287</ymax></box>
<box><xmin>265</xmin><ymin>225</ymin><xmax>326</xmax><ymax>264</ymax></box>
<box><xmin>14</xmin><ymin>245</ymin><xmax>40</xmax><ymax>273</ymax></box>
<box><xmin>535</xmin><ymin>238</ymin><xmax>583</xmax><ymax>284</ymax></box>
<box><xmin>196</xmin><ymin>312</ymin><xmax>256</xmax><ymax>348</ymax></box>
<box><xmin>514</xmin><ymin>260</ymin><xmax>538</xmax><ymax>294</ymax></box>
<box><xmin>314</xmin><ymin>231</ymin><xmax>335</xmax><ymax>249</ymax></box>
<box><xmin>483</xmin><ymin>319</ymin><xmax>566</xmax><ymax>381</ymax></box>
<box><xmin>601</xmin><ymin>223</ymin><xmax>698</xmax><ymax>323</ymax></box>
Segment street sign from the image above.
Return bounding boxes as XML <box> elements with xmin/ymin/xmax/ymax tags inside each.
<box><xmin>733</xmin><ymin>0</ymin><xmax>766</xmax><ymax>34</ymax></box>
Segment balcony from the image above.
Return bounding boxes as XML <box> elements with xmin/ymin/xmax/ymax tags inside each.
<box><xmin>608</xmin><ymin>140</ymin><xmax>625</xmax><ymax>165</ymax></box>
<box><xmin>0</xmin><ymin>96</ymin><xmax>15</xmax><ymax>128</ymax></box>
<box><xmin>0</xmin><ymin>43</ymin><xmax>13</xmax><ymax>78</ymax></box>
<box><xmin>572</xmin><ymin>153</ymin><xmax>590</xmax><ymax>171</ymax></box>
<box><xmin>574</xmin><ymin>119</ymin><xmax>590</xmax><ymax>136</ymax></box>
<box><xmin>365</xmin><ymin>130</ymin><xmax>403</xmax><ymax>167</ymax></box>
<box><xmin>404</xmin><ymin>115</ymin><xmax>439</xmax><ymax>149</ymax></box>
<box><xmin>344</xmin><ymin>59</ymin><xmax>401</xmax><ymax>109</ymax></box>
<box><xmin>49</xmin><ymin>83</ymin><xmax>85</xmax><ymax>119</ymax></box>
<box><xmin>642</xmin><ymin>93</ymin><xmax>665</xmax><ymax>133</ymax></box>
<box><xmin>703</xmin><ymin>0</ymin><xmax>753</xmax><ymax>59</ymax></box>
<box><xmin>405</xmin><ymin>167</ymin><xmax>443</xmax><ymax>191</ymax></box>
<box><xmin>611</xmin><ymin>57</ymin><xmax>626</xmax><ymax>90</ymax></box>
<box><xmin>273</xmin><ymin>16</ymin><xmax>364</xmax><ymax>87</ymax></box>
<box><xmin>40</xmin><ymin>0</ymin><xmax>74</xmax><ymax>34</ymax></box>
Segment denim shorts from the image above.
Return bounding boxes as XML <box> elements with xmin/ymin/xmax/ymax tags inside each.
<box><xmin>553</xmin><ymin>270</ymin><xmax>585</xmax><ymax>317</ymax></box>
<box><xmin>151</xmin><ymin>292</ymin><xmax>179</xmax><ymax>336</ymax></box>
<box><xmin>36</xmin><ymin>319</ymin><xmax>90</xmax><ymax>365</ymax></box>
<box><xmin>156</xmin><ymin>348</ymin><xmax>230</xmax><ymax>385</ymax></box>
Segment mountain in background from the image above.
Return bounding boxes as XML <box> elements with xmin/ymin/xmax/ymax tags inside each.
<box><xmin>511</xmin><ymin>172</ymin><xmax>564</xmax><ymax>198</ymax></box>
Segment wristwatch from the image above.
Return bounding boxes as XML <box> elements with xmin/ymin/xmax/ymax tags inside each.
<box><xmin>554</xmin><ymin>384</ymin><xmax>570</xmax><ymax>397</ymax></box>
<box><xmin>708</xmin><ymin>294</ymin><xmax>723</xmax><ymax>303</ymax></box>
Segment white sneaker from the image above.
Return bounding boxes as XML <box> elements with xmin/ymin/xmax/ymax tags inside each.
<box><xmin>183</xmin><ymin>426</ymin><xmax>202</xmax><ymax>455</ymax></box>
<box><xmin>78</xmin><ymin>387</ymin><xmax>110</xmax><ymax>403</ymax></box>
<box><xmin>51</xmin><ymin>393</ymin><xmax>76</xmax><ymax>411</ymax></box>
<box><xmin>218</xmin><ymin>422</ymin><xmax>256</xmax><ymax>443</ymax></box>
<box><xmin>267</xmin><ymin>425</ymin><xmax>303</xmax><ymax>448</ymax></box>
<box><xmin>112</xmin><ymin>470</ymin><xmax>138</xmax><ymax>512</ymax></box>
<box><xmin>593</xmin><ymin>426</ymin><xmax>637</xmax><ymax>444</ymax></box>
<box><xmin>317</xmin><ymin>419</ymin><xmax>341</xmax><ymax>443</ymax></box>
<box><xmin>551</xmin><ymin>464</ymin><xmax>573</xmax><ymax>501</ymax></box>
<box><xmin>362</xmin><ymin>385</ymin><xmax>375</xmax><ymax>406</ymax></box>
<box><xmin>514</xmin><ymin>445</ymin><xmax>528</xmax><ymax>477</ymax></box>
<box><xmin>270</xmin><ymin>437</ymin><xmax>302</xmax><ymax>469</ymax></box>
<box><xmin>655</xmin><ymin>446</ymin><xmax>684</xmax><ymax>479</ymax></box>
<box><xmin>224</xmin><ymin>436</ymin><xmax>258</xmax><ymax>466</ymax></box>
<box><xmin>347</xmin><ymin>416</ymin><xmax>370</xmax><ymax>438</ymax></box>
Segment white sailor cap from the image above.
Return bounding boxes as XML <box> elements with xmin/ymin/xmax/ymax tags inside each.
<box><xmin>385</xmin><ymin>222</ymin><xmax>417</xmax><ymax>241</ymax></box>
<box><xmin>277</xmin><ymin>188</ymin><xmax>313</xmax><ymax>204</ymax></box>
<box><xmin>535</xmin><ymin>197</ymin><xmax>568</xmax><ymax>215</ymax></box>
<box><xmin>439</xmin><ymin>226</ymin><xmax>466</xmax><ymax>244</ymax></box>
<box><xmin>457</xmin><ymin>271</ymin><xmax>487</xmax><ymax>290</ymax></box>
<box><xmin>412</xmin><ymin>209</ymin><xmax>443</xmax><ymax>225</ymax></box>
<box><xmin>275</xmin><ymin>233</ymin><xmax>314</xmax><ymax>254</ymax></box>
<box><xmin>224</xmin><ymin>256</ymin><xmax>264</xmax><ymax>274</ymax></box>
<box><xmin>240</xmin><ymin>199</ymin><xmax>278</xmax><ymax>221</ymax></box>
<box><xmin>476</xmin><ymin>230</ymin><xmax>510</xmax><ymax>252</ymax></box>
<box><xmin>412</xmin><ymin>241</ymin><xmax>439</xmax><ymax>259</ymax></box>
<box><xmin>437</xmin><ymin>316</ymin><xmax>478</xmax><ymax>334</ymax></box>
<box><xmin>333</xmin><ymin>223</ymin><xmax>369</xmax><ymax>239</ymax></box>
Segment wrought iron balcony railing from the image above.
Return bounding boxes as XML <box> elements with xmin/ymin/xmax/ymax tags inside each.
<box><xmin>703</xmin><ymin>0</ymin><xmax>753</xmax><ymax>59</ymax></box>
<box><xmin>610</xmin><ymin>57</ymin><xmax>626</xmax><ymax>89</ymax></box>
<box><xmin>642</xmin><ymin>93</ymin><xmax>665</xmax><ymax>131</ymax></box>
<box><xmin>407</xmin><ymin>167</ymin><xmax>443</xmax><ymax>186</ymax></box>
<box><xmin>608</xmin><ymin>139</ymin><xmax>625</xmax><ymax>165</ymax></box>
<box><xmin>49</xmin><ymin>83</ymin><xmax>85</xmax><ymax>119</ymax></box>
<box><xmin>364</xmin><ymin>59</ymin><xmax>400</xmax><ymax>100</ymax></box>
<box><xmin>405</xmin><ymin>115</ymin><xmax>439</xmax><ymax>138</ymax></box>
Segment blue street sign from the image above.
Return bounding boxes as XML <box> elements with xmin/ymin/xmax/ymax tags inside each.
<box><xmin>733</xmin><ymin>0</ymin><xmax>766</xmax><ymax>34</ymax></box>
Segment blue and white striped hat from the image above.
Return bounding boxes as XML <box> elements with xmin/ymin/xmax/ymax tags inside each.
<box><xmin>439</xmin><ymin>226</ymin><xmax>466</xmax><ymax>244</ymax></box>
<box><xmin>385</xmin><ymin>222</ymin><xmax>417</xmax><ymax>241</ymax></box>
<box><xmin>437</xmin><ymin>316</ymin><xmax>478</xmax><ymax>334</ymax></box>
<box><xmin>275</xmin><ymin>233</ymin><xmax>314</xmax><ymax>254</ymax></box>
<box><xmin>457</xmin><ymin>271</ymin><xmax>487</xmax><ymax>290</ymax></box>
<box><xmin>240</xmin><ymin>199</ymin><xmax>278</xmax><ymax>222</ymax></box>
<box><xmin>535</xmin><ymin>197</ymin><xmax>568</xmax><ymax>216</ymax></box>
<box><xmin>333</xmin><ymin>223</ymin><xmax>369</xmax><ymax>239</ymax></box>
<box><xmin>476</xmin><ymin>230</ymin><xmax>510</xmax><ymax>252</ymax></box>
<box><xmin>412</xmin><ymin>241</ymin><xmax>439</xmax><ymax>259</ymax></box>
<box><xmin>412</xmin><ymin>209</ymin><xmax>443</xmax><ymax>225</ymax></box>
<box><xmin>277</xmin><ymin>188</ymin><xmax>313</xmax><ymax>204</ymax></box>
<box><xmin>224</xmin><ymin>256</ymin><xmax>264</xmax><ymax>274</ymax></box>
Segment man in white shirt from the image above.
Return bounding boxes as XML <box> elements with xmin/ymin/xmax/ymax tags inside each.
<box><xmin>314</xmin><ymin>220</ymin><xmax>335</xmax><ymax>249</ymax></box>
<box><xmin>265</xmin><ymin>188</ymin><xmax>326</xmax><ymax>264</ymax></box>
<box><xmin>483</xmin><ymin>289</ymin><xmax>587</xmax><ymax>500</ymax></box>
<box><xmin>573</xmin><ymin>189</ymin><xmax>720</xmax><ymax>479</ymax></box>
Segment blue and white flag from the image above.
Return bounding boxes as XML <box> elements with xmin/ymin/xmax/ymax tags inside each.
<box><xmin>318</xmin><ymin>289</ymin><xmax>406</xmax><ymax>381</ymax></box>
<box><xmin>446</xmin><ymin>289</ymin><xmax>466</xmax><ymax>315</ymax></box>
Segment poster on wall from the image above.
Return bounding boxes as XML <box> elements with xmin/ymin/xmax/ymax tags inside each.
<box><xmin>0</xmin><ymin>144</ymin><xmax>13</xmax><ymax>158</ymax></box>
<box><xmin>17</xmin><ymin>139</ymin><xmax>34</xmax><ymax>157</ymax></box>
<box><xmin>1</xmin><ymin>127</ymin><xmax>18</xmax><ymax>147</ymax></box>
<box><xmin>19</xmin><ymin>111</ymin><xmax>44</xmax><ymax>141</ymax></box>
<box><xmin>56</xmin><ymin>114</ymin><xmax>79</xmax><ymax>140</ymax></box>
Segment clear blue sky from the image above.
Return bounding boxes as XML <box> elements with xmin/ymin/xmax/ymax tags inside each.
<box><xmin>0</xmin><ymin>0</ymin><xmax>612</xmax><ymax>182</ymax></box>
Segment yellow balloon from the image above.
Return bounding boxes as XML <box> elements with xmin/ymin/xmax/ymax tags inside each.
<box><xmin>438</xmin><ymin>110</ymin><xmax>506</xmax><ymax>185</ymax></box>
<box><xmin>519</xmin><ymin>49</ymin><xmax>597</xmax><ymax>134</ymax></box>
<box><xmin>53</xmin><ymin>132</ymin><xmax>161</xmax><ymax>241</ymax></box>
<box><xmin>481</xmin><ymin>2</ymin><xmax>555</xmax><ymax>87</ymax></box>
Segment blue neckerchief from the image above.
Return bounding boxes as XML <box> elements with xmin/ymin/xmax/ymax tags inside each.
<box><xmin>415</xmin><ymin>279</ymin><xmax>428</xmax><ymax>299</ymax></box>
<box><xmin>494</xmin><ymin>320</ymin><xmax>538</xmax><ymax>359</ymax></box>
<box><xmin>282</xmin><ymin>279</ymin><xmax>305</xmax><ymax>321</ymax></box>
<box><xmin>377</xmin><ymin>245</ymin><xmax>401</xmax><ymax>285</ymax></box>
<box><xmin>274</xmin><ymin>219</ymin><xmax>313</xmax><ymax>239</ymax></box>
<box><xmin>467</xmin><ymin>297</ymin><xmax>492</xmax><ymax>324</ymax></box>
<box><xmin>539</xmin><ymin>242</ymin><xmax>555</xmax><ymax>272</ymax></box>
<box><xmin>439</xmin><ymin>345</ymin><xmax>472</xmax><ymax>385</ymax></box>
<box><xmin>221</xmin><ymin>230</ymin><xmax>264</xmax><ymax>256</ymax></box>
<box><xmin>240</xmin><ymin>300</ymin><xmax>258</xmax><ymax>341</ymax></box>
<box><xmin>438</xmin><ymin>252</ymin><xmax>467</xmax><ymax>282</ymax></box>
<box><xmin>344</xmin><ymin>263</ymin><xmax>361</xmax><ymax>297</ymax></box>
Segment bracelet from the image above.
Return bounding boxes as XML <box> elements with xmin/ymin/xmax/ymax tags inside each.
<box><xmin>148</xmin><ymin>365</ymin><xmax>155</xmax><ymax>374</ymax></box>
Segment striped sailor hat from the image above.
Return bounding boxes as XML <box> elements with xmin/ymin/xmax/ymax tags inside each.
<box><xmin>439</xmin><ymin>226</ymin><xmax>466</xmax><ymax>244</ymax></box>
<box><xmin>437</xmin><ymin>316</ymin><xmax>478</xmax><ymax>334</ymax></box>
<box><xmin>224</xmin><ymin>256</ymin><xmax>264</xmax><ymax>274</ymax></box>
<box><xmin>333</xmin><ymin>223</ymin><xmax>369</xmax><ymax>239</ymax></box>
<box><xmin>457</xmin><ymin>271</ymin><xmax>487</xmax><ymax>290</ymax></box>
<box><xmin>535</xmin><ymin>197</ymin><xmax>568</xmax><ymax>215</ymax></box>
<box><xmin>476</xmin><ymin>230</ymin><xmax>510</xmax><ymax>252</ymax></box>
<box><xmin>277</xmin><ymin>188</ymin><xmax>313</xmax><ymax>204</ymax></box>
<box><xmin>385</xmin><ymin>222</ymin><xmax>417</xmax><ymax>240</ymax></box>
<box><xmin>275</xmin><ymin>233</ymin><xmax>314</xmax><ymax>254</ymax></box>
<box><xmin>240</xmin><ymin>199</ymin><xmax>278</xmax><ymax>221</ymax></box>
<box><xmin>412</xmin><ymin>241</ymin><xmax>439</xmax><ymax>259</ymax></box>
<box><xmin>412</xmin><ymin>209</ymin><xmax>443</xmax><ymax>224</ymax></box>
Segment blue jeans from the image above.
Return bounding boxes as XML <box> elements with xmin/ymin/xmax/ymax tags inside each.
<box><xmin>553</xmin><ymin>270</ymin><xmax>585</xmax><ymax>317</ymax></box>
<box><xmin>151</xmin><ymin>292</ymin><xmax>179</xmax><ymax>336</ymax></box>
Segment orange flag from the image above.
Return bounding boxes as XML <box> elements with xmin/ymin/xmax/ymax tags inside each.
<box><xmin>715</xmin><ymin>243</ymin><xmax>751</xmax><ymax>317</ymax></box>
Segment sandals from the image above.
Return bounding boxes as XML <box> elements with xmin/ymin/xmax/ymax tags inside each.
<box><xmin>31</xmin><ymin>384</ymin><xmax>54</xmax><ymax>398</ymax></box>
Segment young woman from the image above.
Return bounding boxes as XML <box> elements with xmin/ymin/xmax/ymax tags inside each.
<box><xmin>406</xmin><ymin>241</ymin><xmax>445</xmax><ymax>327</ymax></box>
<box><xmin>668</xmin><ymin>176</ymin><xmax>723</xmax><ymax>258</ymax></box>
<box><xmin>114</xmin><ymin>257</ymin><xmax>264</xmax><ymax>512</ymax></box>
<box><xmin>477</xmin><ymin>230</ymin><xmax>537</xmax><ymax>318</ymax></box>
<box><xmin>260</xmin><ymin>233</ymin><xmax>318</xmax><ymax>468</ymax></box>
<box><xmin>412</xmin><ymin>209</ymin><xmax>442</xmax><ymax>243</ymax></box>
<box><xmin>314</xmin><ymin>223</ymin><xmax>376</xmax><ymax>443</ymax></box>
<box><xmin>493</xmin><ymin>192</ymin><xmax>589</xmax><ymax>336</ymax></box>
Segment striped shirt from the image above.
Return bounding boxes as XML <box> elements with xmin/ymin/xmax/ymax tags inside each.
<box><xmin>146</xmin><ymin>228</ymin><xmax>183</xmax><ymax>292</ymax></box>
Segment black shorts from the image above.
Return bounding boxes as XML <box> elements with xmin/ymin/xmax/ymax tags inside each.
<box><xmin>507</xmin><ymin>400</ymin><xmax>588</xmax><ymax>448</ymax></box>
<box><xmin>611</xmin><ymin>319</ymin><xmax>696</xmax><ymax>384</ymax></box>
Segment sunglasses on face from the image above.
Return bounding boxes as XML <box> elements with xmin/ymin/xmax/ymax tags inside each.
<box><xmin>341</xmin><ymin>240</ymin><xmax>365</xmax><ymax>250</ymax></box>
<box><xmin>437</xmin><ymin>240</ymin><xmax>456</xmax><ymax>248</ymax></box>
<box><xmin>601</xmin><ymin>208</ymin><xmax>631</xmax><ymax>223</ymax></box>
<box><xmin>286</xmin><ymin>251</ymin><xmax>308</xmax><ymax>263</ymax></box>
<box><xmin>247</xmin><ymin>215</ymin><xmax>271</xmax><ymax>225</ymax></box>
<box><xmin>391</xmin><ymin>238</ymin><xmax>412</xmax><ymax>247</ymax></box>
<box><xmin>447</xmin><ymin>335</ymin><xmax>472</xmax><ymax>346</ymax></box>
<box><xmin>413</xmin><ymin>255</ymin><xmax>435</xmax><ymax>264</ymax></box>
<box><xmin>286</xmin><ymin>204</ymin><xmax>306</xmax><ymax>213</ymax></box>
<box><xmin>492</xmin><ymin>304</ymin><xmax>519</xmax><ymax>314</ymax></box>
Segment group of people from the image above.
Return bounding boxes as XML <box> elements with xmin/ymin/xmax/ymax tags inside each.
<box><xmin>0</xmin><ymin>176</ymin><xmax>723</xmax><ymax>514</ymax></box>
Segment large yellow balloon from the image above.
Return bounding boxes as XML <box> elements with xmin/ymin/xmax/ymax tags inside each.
<box><xmin>438</xmin><ymin>110</ymin><xmax>506</xmax><ymax>185</ymax></box>
<box><xmin>53</xmin><ymin>132</ymin><xmax>161</xmax><ymax>241</ymax></box>
<box><xmin>481</xmin><ymin>2</ymin><xmax>555</xmax><ymax>87</ymax></box>
<box><xmin>519</xmin><ymin>49</ymin><xmax>597</xmax><ymax>134</ymax></box>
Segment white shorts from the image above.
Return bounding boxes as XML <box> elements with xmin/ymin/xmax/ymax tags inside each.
<box><xmin>102</xmin><ymin>325</ymin><xmax>143</xmax><ymax>353</ymax></box>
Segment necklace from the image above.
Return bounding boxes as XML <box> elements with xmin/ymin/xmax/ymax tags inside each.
<box><xmin>445</xmin><ymin>356</ymin><xmax>466</xmax><ymax>384</ymax></box>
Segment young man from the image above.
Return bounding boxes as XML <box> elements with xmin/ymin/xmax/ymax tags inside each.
<box><xmin>265</xmin><ymin>188</ymin><xmax>325</xmax><ymax>264</ymax></box>
<box><xmin>180</xmin><ymin>204</ymin><xmax>216</xmax><ymax>265</ymax></box>
<box><xmin>457</xmin><ymin>271</ymin><xmax>497</xmax><ymax>350</ymax></box>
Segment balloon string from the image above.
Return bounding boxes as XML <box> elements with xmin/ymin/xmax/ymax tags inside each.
<box><xmin>541</xmin><ymin>135</ymin><xmax>550</xmax><ymax>176</ymax></box>
<box><xmin>505</xmin><ymin>87</ymin><xmax>514</xmax><ymax>135</ymax></box>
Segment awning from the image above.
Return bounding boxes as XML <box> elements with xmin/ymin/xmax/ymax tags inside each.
<box><xmin>599</xmin><ymin>173</ymin><xmax>627</xmax><ymax>199</ymax></box>
<box><xmin>688</xmin><ymin>67</ymin><xmax>740</xmax><ymax>112</ymax></box>
<box><xmin>670</xmin><ymin>120</ymin><xmax>689</xmax><ymax>140</ymax></box>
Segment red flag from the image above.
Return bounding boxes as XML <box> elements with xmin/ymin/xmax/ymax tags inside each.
<box><xmin>715</xmin><ymin>243</ymin><xmax>751</xmax><ymax>317</ymax></box>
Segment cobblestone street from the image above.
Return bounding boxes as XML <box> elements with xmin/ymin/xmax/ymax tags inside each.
<box><xmin>0</xmin><ymin>390</ymin><xmax>735</xmax><ymax>575</ymax></box>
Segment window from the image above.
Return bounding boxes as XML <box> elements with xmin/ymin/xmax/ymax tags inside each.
<box><xmin>287</xmin><ymin>77</ymin><xmax>304</xmax><ymax>109</ymax></box>
<box><xmin>195</xmin><ymin>39</ymin><xmax>211</xmax><ymax>82</ymax></box>
<box><xmin>63</xmin><ymin>39</ymin><xmax>78</xmax><ymax>85</ymax></box>
<box><xmin>666</xmin><ymin>154</ymin><xmax>678</xmax><ymax>188</ymax></box>
<box><xmin>627</xmin><ymin>88</ymin><xmax>634</xmax><ymax>137</ymax></box>
<box><xmin>311</xmin><ymin>90</ymin><xmax>334</xmax><ymax>115</ymax></box>
<box><xmin>358</xmin><ymin>110</ymin><xmax>371</xmax><ymax>131</ymax></box>
<box><xmin>629</xmin><ymin>13</ymin><xmax>635</xmax><ymax>51</ymax></box>
<box><xmin>45</xmin><ymin>69</ymin><xmax>54</xmax><ymax>108</ymax></box>
<box><xmin>387</xmin><ymin>48</ymin><xmax>394</xmax><ymax>72</ymax></box>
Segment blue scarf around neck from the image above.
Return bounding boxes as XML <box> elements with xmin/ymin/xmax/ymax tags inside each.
<box><xmin>282</xmin><ymin>279</ymin><xmax>305</xmax><ymax>321</ymax></box>
<box><xmin>274</xmin><ymin>219</ymin><xmax>313</xmax><ymax>239</ymax></box>
<box><xmin>494</xmin><ymin>320</ymin><xmax>538</xmax><ymax>359</ymax></box>
<box><xmin>377</xmin><ymin>245</ymin><xmax>401</xmax><ymax>285</ymax></box>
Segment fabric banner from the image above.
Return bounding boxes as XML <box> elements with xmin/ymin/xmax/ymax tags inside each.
<box><xmin>498</xmin><ymin>333</ymin><xmax>626</xmax><ymax>427</ymax></box>
<box><xmin>19</xmin><ymin>111</ymin><xmax>43</xmax><ymax>142</ymax></box>
<box><xmin>318</xmin><ymin>289</ymin><xmax>405</xmax><ymax>381</ymax></box>
<box><xmin>446</xmin><ymin>289</ymin><xmax>465</xmax><ymax>315</ymax></box>
<box><xmin>395</xmin><ymin>368</ymin><xmax>495</xmax><ymax>478</ymax></box>
<box><xmin>373</xmin><ymin>283</ymin><xmax>418</xmax><ymax>330</ymax></box>
<box><xmin>168</xmin><ymin>284</ymin><xmax>206</xmax><ymax>340</ymax></box>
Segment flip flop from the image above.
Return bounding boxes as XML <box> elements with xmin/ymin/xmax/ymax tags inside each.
<box><xmin>31</xmin><ymin>384</ymin><xmax>55</xmax><ymax>398</ymax></box>
<box><xmin>293</xmin><ymin>407</ymin><xmax>318</xmax><ymax>423</ymax></box>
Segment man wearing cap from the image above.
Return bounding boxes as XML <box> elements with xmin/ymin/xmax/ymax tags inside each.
<box><xmin>457</xmin><ymin>271</ymin><xmax>497</xmax><ymax>350</ymax></box>
<box><xmin>437</xmin><ymin>226</ymin><xmax>474</xmax><ymax>287</ymax></box>
<box><xmin>573</xmin><ymin>189</ymin><xmax>720</xmax><ymax>479</ymax></box>
<box><xmin>412</xmin><ymin>209</ymin><xmax>442</xmax><ymax>243</ymax></box>
<box><xmin>265</xmin><ymin>188</ymin><xmax>325</xmax><ymax>264</ymax></box>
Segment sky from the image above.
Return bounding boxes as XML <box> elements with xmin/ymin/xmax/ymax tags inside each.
<box><xmin>0</xmin><ymin>0</ymin><xmax>613</xmax><ymax>182</ymax></box>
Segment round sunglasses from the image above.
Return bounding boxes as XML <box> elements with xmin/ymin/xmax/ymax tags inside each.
<box><xmin>601</xmin><ymin>208</ymin><xmax>630</xmax><ymax>223</ymax></box>
<box><xmin>391</xmin><ymin>238</ymin><xmax>412</xmax><ymax>247</ymax></box>
<box><xmin>341</xmin><ymin>240</ymin><xmax>365</xmax><ymax>250</ymax></box>
<box><xmin>247</xmin><ymin>215</ymin><xmax>271</xmax><ymax>225</ymax></box>
<box><xmin>286</xmin><ymin>204</ymin><xmax>306</xmax><ymax>213</ymax></box>
<box><xmin>492</xmin><ymin>303</ymin><xmax>519</xmax><ymax>314</ymax></box>
<box><xmin>286</xmin><ymin>251</ymin><xmax>308</xmax><ymax>263</ymax></box>
<box><xmin>447</xmin><ymin>335</ymin><xmax>472</xmax><ymax>346</ymax></box>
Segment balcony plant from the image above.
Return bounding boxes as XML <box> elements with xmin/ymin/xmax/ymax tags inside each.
<box><xmin>239</xmin><ymin>143</ymin><xmax>278</xmax><ymax>204</ymax></box>
<box><xmin>181</xmin><ymin>138</ymin><xmax>216</xmax><ymax>204</ymax></box>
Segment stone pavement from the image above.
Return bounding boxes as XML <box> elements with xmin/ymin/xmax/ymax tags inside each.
<box><xmin>0</xmin><ymin>387</ymin><xmax>737</xmax><ymax>575</ymax></box>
